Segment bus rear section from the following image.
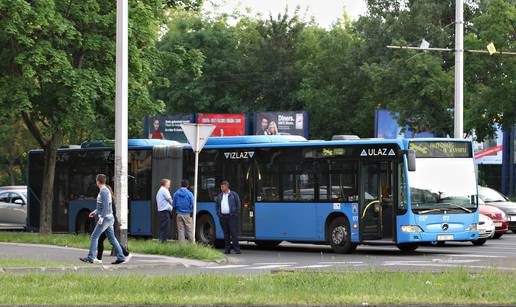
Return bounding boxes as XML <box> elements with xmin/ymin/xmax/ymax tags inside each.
<box><xmin>395</xmin><ymin>140</ymin><xmax>479</xmax><ymax>250</ymax></box>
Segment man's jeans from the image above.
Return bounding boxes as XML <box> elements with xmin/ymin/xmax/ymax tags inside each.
<box><xmin>87</xmin><ymin>215</ymin><xmax>125</xmax><ymax>261</ymax></box>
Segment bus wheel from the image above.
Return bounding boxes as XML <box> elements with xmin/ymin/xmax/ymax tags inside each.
<box><xmin>397</xmin><ymin>243</ymin><xmax>419</xmax><ymax>252</ymax></box>
<box><xmin>196</xmin><ymin>214</ymin><xmax>216</xmax><ymax>246</ymax></box>
<box><xmin>254</xmin><ymin>240</ymin><xmax>282</xmax><ymax>249</ymax></box>
<box><xmin>328</xmin><ymin>217</ymin><xmax>357</xmax><ymax>254</ymax></box>
<box><xmin>75</xmin><ymin>210</ymin><xmax>94</xmax><ymax>234</ymax></box>
<box><xmin>472</xmin><ymin>238</ymin><xmax>487</xmax><ymax>246</ymax></box>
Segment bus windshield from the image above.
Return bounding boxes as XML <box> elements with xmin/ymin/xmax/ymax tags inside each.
<box><xmin>408</xmin><ymin>158</ymin><xmax>477</xmax><ymax>214</ymax></box>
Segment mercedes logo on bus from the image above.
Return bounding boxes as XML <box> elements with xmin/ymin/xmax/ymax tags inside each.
<box><xmin>441</xmin><ymin>224</ymin><xmax>449</xmax><ymax>231</ymax></box>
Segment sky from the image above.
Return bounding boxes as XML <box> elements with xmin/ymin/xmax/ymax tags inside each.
<box><xmin>204</xmin><ymin>0</ymin><xmax>368</xmax><ymax>28</ymax></box>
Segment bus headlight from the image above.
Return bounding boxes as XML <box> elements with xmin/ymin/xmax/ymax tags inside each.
<box><xmin>401</xmin><ymin>225</ymin><xmax>423</xmax><ymax>233</ymax></box>
<box><xmin>467</xmin><ymin>223</ymin><xmax>477</xmax><ymax>231</ymax></box>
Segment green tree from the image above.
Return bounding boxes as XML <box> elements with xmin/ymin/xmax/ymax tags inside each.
<box><xmin>0</xmin><ymin>119</ymin><xmax>36</xmax><ymax>185</ymax></box>
<box><xmin>0</xmin><ymin>0</ymin><xmax>185</xmax><ymax>233</ymax></box>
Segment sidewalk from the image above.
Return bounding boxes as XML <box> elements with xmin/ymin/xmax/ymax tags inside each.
<box><xmin>0</xmin><ymin>242</ymin><xmax>216</xmax><ymax>273</ymax></box>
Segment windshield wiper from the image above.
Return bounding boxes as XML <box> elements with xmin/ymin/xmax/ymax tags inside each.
<box><xmin>418</xmin><ymin>208</ymin><xmax>446</xmax><ymax>214</ymax></box>
<box><xmin>447</xmin><ymin>203</ymin><xmax>472</xmax><ymax>213</ymax></box>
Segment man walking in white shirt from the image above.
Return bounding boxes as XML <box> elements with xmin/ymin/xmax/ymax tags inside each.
<box><xmin>156</xmin><ymin>179</ymin><xmax>173</xmax><ymax>243</ymax></box>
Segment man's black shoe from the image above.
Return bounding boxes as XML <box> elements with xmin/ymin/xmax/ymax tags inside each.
<box><xmin>224</xmin><ymin>250</ymin><xmax>231</xmax><ymax>254</ymax></box>
<box><xmin>111</xmin><ymin>259</ymin><xmax>126</xmax><ymax>265</ymax></box>
<box><xmin>79</xmin><ymin>257</ymin><xmax>93</xmax><ymax>264</ymax></box>
<box><xmin>234</xmin><ymin>250</ymin><xmax>241</xmax><ymax>254</ymax></box>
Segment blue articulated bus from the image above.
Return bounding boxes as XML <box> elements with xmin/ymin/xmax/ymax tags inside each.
<box><xmin>27</xmin><ymin>135</ymin><xmax>479</xmax><ymax>253</ymax></box>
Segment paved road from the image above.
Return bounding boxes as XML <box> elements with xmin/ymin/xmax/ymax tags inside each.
<box><xmin>1</xmin><ymin>233</ymin><xmax>516</xmax><ymax>275</ymax></box>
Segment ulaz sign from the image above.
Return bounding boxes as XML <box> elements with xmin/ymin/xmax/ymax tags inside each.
<box><xmin>360</xmin><ymin>148</ymin><xmax>396</xmax><ymax>157</ymax></box>
<box><xmin>224</xmin><ymin>151</ymin><xmax>255</xmax><ymax>160</ymax></box>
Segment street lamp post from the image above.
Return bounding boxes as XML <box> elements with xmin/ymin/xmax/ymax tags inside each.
<box><xmin>115</xmin><ymin>0</ymin><xmax>129</xmax><ymax>247</ymax></box>
<box><xmin>454</xmin><ymin>0</ymin><xmax>464</xmax><ymax>139</ymax></box>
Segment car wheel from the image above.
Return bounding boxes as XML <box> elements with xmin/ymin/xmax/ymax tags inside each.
<box><xmin>492</xmin><ymin>233</ymin><xmax>503</xmax><ymax>239</ymax></box>
<box><xmin>328</xmin><ymin>217</ymin><xmax>357</xmax><ymax>254</ymax></box>
<box><xmin>472</xmin><ymin>238</ymin><xmax>487</xmax><ymax>246</ymax></box>
<box><xmin>195</xmin><ymin>214</ymin><xmax>216</xmax><ymax>246</ymax></box>
<box><xmin>397</xmin><ymin>243</ymin><xmax>419</xmax><ymax>252</ymax></box>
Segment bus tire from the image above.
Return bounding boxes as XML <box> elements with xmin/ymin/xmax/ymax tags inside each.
<box><xmin>472</xmin><ymin>238</ymin><xmax>487</xmax><ymax>246</ymax></box>
<box><xmin>196</xmin><ymin>214</ymin><xmax>216</xmax><ymax>246</ymax></box>
<box><xmin>397</xmin><ymin>243</ymin><xmax>419</xmax><ymax>252</ymax></box>
<box><xmin>328</xmin><ymin>217</ymin><xmax>357</xmax><ymax>254</ymax></box>
<box><xmin>254</xmin><ymin>240</ymin><xmax>282</xmax><ymax>249</ymax></box>
<box><xmin>75</xmin><ymin>210</ymin><xmax>94</xmax><ymax>234</ymax></box>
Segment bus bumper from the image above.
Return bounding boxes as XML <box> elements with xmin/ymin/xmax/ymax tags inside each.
<box><xmin>398</xmin><ymin>230</ymin><xmax>479</xmax><ymax>243</ymax></box>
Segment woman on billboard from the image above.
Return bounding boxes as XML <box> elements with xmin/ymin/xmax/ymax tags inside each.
<box><xmin>149</xmin><ymin>119</ymin><xmax>165</xmax><ymax>140</ymax></box>
<box><xmin>267</xmin><ymin>121</ymin><xmax>278</xmax><ymax>135</ymax></box>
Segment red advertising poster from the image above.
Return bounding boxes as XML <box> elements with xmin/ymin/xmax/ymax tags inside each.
<box><xmin>197</xmin><ymin>114</ymin><xmax>246</xmax><ymax>137</ymax></box>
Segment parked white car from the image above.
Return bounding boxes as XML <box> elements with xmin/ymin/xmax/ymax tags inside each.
<box><xmin>0</xmin><ymin>186</ymin><xmax>27</xmax><ymax>229</ymax></box>
<box><xmin>472</xmin><ymin>213</ymin><xmax>495</xmax><ymax>246</ymax></box>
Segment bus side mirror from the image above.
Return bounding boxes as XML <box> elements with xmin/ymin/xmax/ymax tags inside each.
<box><xmin>407</xmin><ymin>150</ymin><xmax>416</xmax><ymax>172</ymax></box>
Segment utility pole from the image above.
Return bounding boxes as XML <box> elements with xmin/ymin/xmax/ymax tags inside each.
<box><xmin>115</xmin><ymin>0</ymin><xmax>129</xmax><ymax>247</ymax></box>
<box><xmin>454</xmin><ymin>0</ymin><xmax>464</xmax><ymax>138</ymax></box>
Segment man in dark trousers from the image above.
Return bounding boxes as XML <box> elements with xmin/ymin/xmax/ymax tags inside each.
<box><xmin>215</xmin><ymin>180</ymin><xmax>241</xmax><ymax>254</ymax></box>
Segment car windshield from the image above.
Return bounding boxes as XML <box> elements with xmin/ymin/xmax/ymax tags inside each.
<box><xmin>408</xmin><ymin>158</ymin><xmax>477</xmax><ymax>213</ymax></box>
<box><xmin>22</xmin><ymin>192</ymin><xmax>27</xmax><ymax>199</ymax></box>
<box><xmin>478</xmin><ymin>186</ymin><xmax>507</xmax><ymax>202</ymax></box>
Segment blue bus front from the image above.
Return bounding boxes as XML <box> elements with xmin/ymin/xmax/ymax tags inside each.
<box><xmin>396</xmin><ymin>140</ymin><xmax>479</xmax><ymax>245</ymax></box>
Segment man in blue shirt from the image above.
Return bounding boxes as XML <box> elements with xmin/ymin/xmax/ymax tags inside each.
<box><xmin>215</xmin><ymin>180</ymin><xmax>241</xmax><ymax>254</ymax></box>
<box><xmin>156</xmin><ymin>179</ymin><xmax>173</xmax><ymax>243</ymax></box>
<box><xmin>80</xmin><ymin>174</ymin><xmax>126</xmax><ymax>264</ymax></box>
<box><xmin>173</xmin><ymin>179</ymin><xmax>195</xmax><ymax>242</ymax></box>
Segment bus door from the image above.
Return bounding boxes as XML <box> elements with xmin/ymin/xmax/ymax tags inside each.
<box><xmin>360</xmin><ymin>160</ymin><xmax>395</xmax><ymax>240</ymax></box>
<box><xmin>222</xmin><ymin>152</ymin><xmax>256</xmax><ymax>238</ymax></box>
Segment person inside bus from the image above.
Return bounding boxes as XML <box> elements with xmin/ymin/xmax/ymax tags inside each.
<box><xmin>156</xmin><ymin>179</ymin><xmax>173</xmax><ymax>243</ymax></box>
<box><xmin>96</xmin><ymin>185</ymin><xmax>130</xmax><ymax>263</ymax></box>
<box><xmin>149</xmin><ymin>119</ymin><xmax>165</xmax><ymax>140</ymax></box>
<box><xmin>216</xmin><ymin>180</ymin><xmax>241</xmax><ymax>254</ymax></box>
<box><xmin>80</xmin><ymin>174</ymin><xmax>126</xmax><ymax>265</ymax></box>
<box><xmin>173</xmin><ymin>179</ymin><xmax>195</xmax><ymax>242</ymax></box>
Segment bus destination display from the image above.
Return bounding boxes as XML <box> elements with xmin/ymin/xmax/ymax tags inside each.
<box><xmin>409</xmin><ymin>141</ymin><xmax>472</xmax><ymax>158</ymax></box>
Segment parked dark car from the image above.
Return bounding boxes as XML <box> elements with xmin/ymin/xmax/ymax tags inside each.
<box><xmin>478</xmin><ymin>186</ymin><xmax>516</xmax><ymax>233</ymax></box>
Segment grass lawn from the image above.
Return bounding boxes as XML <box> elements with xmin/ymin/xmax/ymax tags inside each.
<box><xmin>0</xmin><ymin>232</ymin><xmax>223</xmax><ymax>262</ymax></box>
<box><xmin>0</xmin><ymin>270</ymin><xmax>515</xmax><ymax>305</ymax></box>
<box><xmin>0</xmin><ymin>258</ymin><xmax>73</xmax><ymax>268</ymax></box>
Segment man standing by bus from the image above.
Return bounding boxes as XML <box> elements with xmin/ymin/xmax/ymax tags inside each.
<box><xmin>156</xmin><ymin>179</ymin><xmax>173</xmax><ymax>243</ymax></box>
<box><xmin>173</xmin><ymin>180</ymin><xmax>195</xmax><ymax>242</ymax></box>
<box><xmin>216</xmin><ymin>181</ymin><xmax>241</xmax><ymax>254</ymax></box>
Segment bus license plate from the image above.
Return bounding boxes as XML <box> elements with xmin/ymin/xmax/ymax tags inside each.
<box><xmin>437</xmin><ymin>235</ymin><xmax>454</xmax><ymax>241</ymax></box>
<box><xmin>494</xmin><ymin>222</ymin><xmax>502</xmax><ymax>227</ymax></box>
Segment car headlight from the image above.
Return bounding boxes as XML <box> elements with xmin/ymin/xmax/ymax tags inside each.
<box><xmin>467</xmin><ymin>223</ymin><xmax>477</xmax><ymax>231</ymax></box>
<box><xmin>401</xmin><ymin>225</ymin><xmax>423</xmax><ymax>233</ymax></box>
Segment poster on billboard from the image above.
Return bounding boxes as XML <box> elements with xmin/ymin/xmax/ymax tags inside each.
<box><xmin>472</xmin><ymin>125</ymin><xmax>503</xmax><ymax>165</ymax></box>
<box><xmin>143</xmin><ymin>114</ymin><xmax>195</xmax><ymax>142</ymax></box>
<box><xmin>196</xmin><ymin>113</ymin><xmax>247</xmax><ymax>137</ymax></box>
<box><xmin>254</xmin><ymin>111</ymin><xmax>309</xmax><ymax>137</ymax></box>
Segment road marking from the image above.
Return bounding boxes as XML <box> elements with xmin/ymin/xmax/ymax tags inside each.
<box><xmin>449</xmin><ymin>254</ymin><xmax>505</xmax><ymax>258</ymax></box>
<box><xmin>319</xmin><ymin>261</ymin><xmax>364</xmax><ymax>264</ymax></box>
<box><xmin>294</xmin><ymin>264</ymin><xmax>332</xmax><ymax>269</ymax></box>
<box><xmin>432</xmin><ymin>259</ymin><xmax>479</xmax><ymax>264</ymax></box>
<box><xmin>252</xmin><ymin>262</ymin><xmax>297</xmax><ymax>265</ymax></box>
<box><xmin>205</xmin><ymin>265</ymin><xmax>249</xmax><ymax>269</ymax></box>
<box><xmin>250</xmin><ymin>264</ymin><xmax>292</xmax><ymax>270</ymax></box>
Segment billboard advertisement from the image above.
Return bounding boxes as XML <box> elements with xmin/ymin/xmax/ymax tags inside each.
<box><xmin>196</xmin><ymin>113</ymin><xmax>247</xmax><ymax>137</ymax></box>
<box><xmin>473</xmin><ymin>125</ymin><xmax>503</xmax><ymax>165</ymax></box>
<box><xmin>143</xmin><ymin>114</ymin><xmax>195</xmax><ymax>143</ymax></box>
<box><xmin>254</xmin><ymin>111</ymin><xmax>309</xmax><ymax>137</ymax></box>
